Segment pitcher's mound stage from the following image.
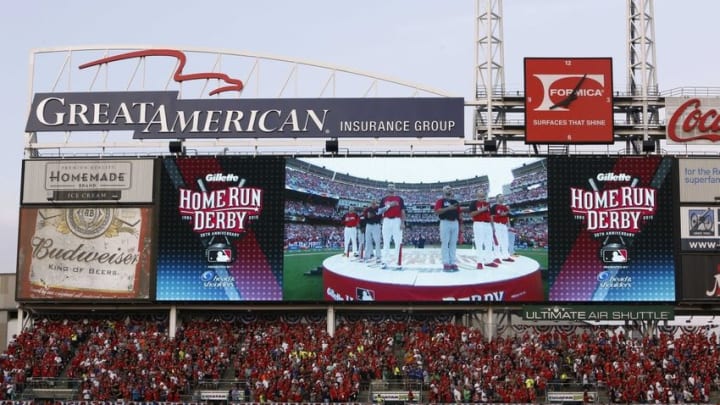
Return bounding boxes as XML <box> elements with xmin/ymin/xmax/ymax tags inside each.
<box><xmin>323</xmin><ymin>248</ymin><xmax>543</xmax><ymax>302</ymax></box>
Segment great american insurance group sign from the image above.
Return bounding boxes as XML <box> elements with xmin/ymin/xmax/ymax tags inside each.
<box><xmin>25</xmin><ymin>49</ymin><xmax>463</xmax><ymax>139</ymax></box>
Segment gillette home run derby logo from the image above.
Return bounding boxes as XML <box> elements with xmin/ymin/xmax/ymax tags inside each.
<box><xmin>178</xmin><ymin>173</ymin><xmax>262</xmax><ymax>237</ymax></box>
<box><xmin>571</xmin><ymin>172</ymin><xmax>657</xmax><ymax>265</ymax></box>
<box><xmin>570</xmin><ymin>173</ymin><xmax>657</xmax><ymax>238</ymax></box>
<box><xmin>178</xmin><ymin>173</ymin><xmax>263</xmax><ymax>264</ymax></box>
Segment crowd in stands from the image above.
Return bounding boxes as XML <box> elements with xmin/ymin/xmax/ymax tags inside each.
<box><xmin>286</xmin><ymin>167</ymin><xmax>491</xmax><ymax>206</ymax></box>
<box><xmin>285</xmin><ymin>223</ymin><xmax>343</xmax><ymax>250</ymax></box>
<box><xmin>509</xmin><ymin>171</ymin><xmax>546</xmax><ymax>190</ymax></box>
<box><xmin>2</xmin><ymin>315</ymin><xmax>719</xmax><ymax>403</ymax></box>
<box><xmin>285</xmin><ymin>200</ymin><xmax>340</xmax><ymax>221</ymax></box>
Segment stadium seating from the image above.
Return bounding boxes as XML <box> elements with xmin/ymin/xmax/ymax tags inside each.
<box><xmin>3</xmin><ymin>313</ymin><xmax>719</xmax><ymax>403</ymax></box>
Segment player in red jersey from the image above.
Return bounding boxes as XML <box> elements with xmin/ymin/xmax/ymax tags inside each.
<box><xmin>341</xmin><ymin>206</ymin><xmax>360</xmax><ymax>257</ymax></box>
<box><xmin>492</xmin><ymin>193</ymin><xmax>514</xmax><ymax>263</ymax></box>
<box><xmin>380</xmin><ymin>183</ymin><xmax>406</xmax><ymax>269</ymax></box>
<box><xmin>467</xmin><ymin>188</ymin><xmax>497</xmax><ymax>269</ymax></box>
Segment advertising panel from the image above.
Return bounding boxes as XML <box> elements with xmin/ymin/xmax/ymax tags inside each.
<box><xmin>22</xmin><ymin>159</ymin><xmax>155</xmax><ymax>204</ymax></box>
<box><xmin>666</xmin><ymin>97</ymin><xmax>720</xmax><ymax>144</ymax></box>
<box><xmin>155</xmin><ymin>156</ymin><xmax>285</xmax><ymax>301</ymax></box>
<box><xmin>522</xmin><ymin>305</ymin><xmax>674</xmax><ymax>321</ymax></box>
<box><xmin>25</xmin><ymin>92</ymin><xmax>464</xmax><ymax>139</ymax></box>
<box><xmin>678</xmin><ymin>158</ymin><xmax>720</xmax><ymax>203</ymax></box>
<box><xmin>680</xmin><ymin>255</ymin><xmax>720</xmax><ymax>300</ymax></box>
<box><xmin>25</xmin><ymin>50</ymin><xmax>463</xmax><ymax>140</ymax></box>
<box><xmin>16</xmin><ymin>207</ymin><xmax>153</xmax><ymax>300</ymax></box>
<box><xmin>524</xmin><ymin>57</ymin><xmax>614</xmax><ymax>144</ymax></box>
<box><xmin>679</xmin><ymin>206</ymin><xmax>720</xmax><ymax>252</ymax></box>
<box><xmin>284</xmin><ymin>157</ymin><xmax>548</xmax><ymax>302</ymax></box>
<box><xmin>547</xmin><ymin>156</ymin><xmax>676</xmax><ymax>302</ymax></box>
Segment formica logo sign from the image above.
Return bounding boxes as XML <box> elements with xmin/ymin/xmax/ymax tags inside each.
<box><xmin>524</xmin><ymin>57</ymin><xmax>614</xmax><ymax>144</ymax></box>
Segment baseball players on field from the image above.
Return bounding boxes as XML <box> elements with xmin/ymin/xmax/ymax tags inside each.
<box><xmin>380</xmin><ymin>183</ymin><xmax>406</xmax><ymax>269</ymax></box>
<box><xmin>467</xmin><ymin>188</ymin><xmax>498</xmax><ymax>269</ymax></box>
<box><xmin>491</xmin><ymin>193</ymin><xmax>514</xmax><ymax>263</ymax></box>
<box><xmin>362</xmin><ymin>200</ymin><xmax>383</xmax><ymax>263</ymax></box>
<box><xmin>434</xmin><ymin>185</ymin><xmax>461</xmax><ymax>272</ymax></box>
<box><xmin>341</xmin><ymin>206</ymin><xmax>360</xmax><ymax>257</ymax></box>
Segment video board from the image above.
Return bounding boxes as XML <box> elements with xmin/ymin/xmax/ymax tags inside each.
<box><xmin>677</xmin><ymin>158</ymin><xmax>720</xmax><ymax>302</ymax></box>
<box><xmin>155</xmin><ymin>156</ymin><xmax>549</xmax><ymax>302</ymax></box>
<box><xmin>19</xmin><ymin>155</ymin><xmax>682</xmax><ymax>303</ymax></box>
<box><xmin>547</xmin><ymin>156</ymin><xmax>676</xmax><ymax>302</ymax></box>
<box><xmin>155</xmin><ymin>157</ymin><xmax>286</xmax><ymax>301</ymax></box>
<box><xmin>16</xmin><ymin>207</ymin><xmax>154</xmax><ymax>300</ymax></box>
<box><xmin>285</xmin><ymin>157</ymin><xmax>548</xmax><ymax>302</ymax></box>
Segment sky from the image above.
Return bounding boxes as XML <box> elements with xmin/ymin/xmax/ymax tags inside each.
<box><xmin>2</xmin><ymin>0</ymin><xmax>720</xmax><ymax>273</ymax></box>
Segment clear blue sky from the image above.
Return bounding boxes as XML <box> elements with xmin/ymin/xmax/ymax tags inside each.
<box><xmin>2</xmin><ymin>1</ymin><xmax>720</xmax><ymax>272</ymax></box>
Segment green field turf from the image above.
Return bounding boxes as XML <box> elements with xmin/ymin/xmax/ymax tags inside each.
<box><xmin>282</xmin><ymin>247</ymin><xmax>548</xmax><ymax>301</ymax></box>
<box><xmin>283</xmin><ymin>250</ymin><xmax>340</xmax><ymax>301</ymax></box>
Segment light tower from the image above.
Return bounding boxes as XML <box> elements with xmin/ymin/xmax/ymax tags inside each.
<box><xmin>473</xmin><ymin>0</ymin><xmax>663</xmax><ymax>154</ymax></box>
<box><xmin>626</xmin><ymin>0</ymin><xmax>660</xmax><ymax>152</ymax></box>
<box><xmin>473</xmin><ymin>0</ymin><xmax>506</xmax><ymax>154</ymax></box>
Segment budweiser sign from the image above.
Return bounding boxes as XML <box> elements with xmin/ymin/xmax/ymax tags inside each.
<box><xmin>16</xmin><ymin>207</ymin><xmax>153</xmax><ymax>300</ymax></box>
<box><xmin>666</xmin><ymin>97</ymin><xmax>720</xmax><ymax>143</ymax></box>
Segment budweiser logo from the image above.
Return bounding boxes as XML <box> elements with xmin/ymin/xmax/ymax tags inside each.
<box><xmin>668</xmin><ymin>98</ymin><xmax>720</xmax><ymax>143</ymax></box>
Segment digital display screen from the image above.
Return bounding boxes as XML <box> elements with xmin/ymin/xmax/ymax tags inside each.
<box><xmin>283</xmin><ymin>157</ymin><xmax>548</xmax><ymax>302</ymax></box>
<box><xmin>155</xmin><ymin>156</ymin><xmax>286</xmax><ymax>301</ymax></box>
<box><xmin>547</xmin><ymin>156</ymin><xmax>676</xmax><ymax>302</ymax></box>
<box><xmin>23</xmin><ymin>155</ymin><xmax>680</xmax><ymax>303</ymax></box>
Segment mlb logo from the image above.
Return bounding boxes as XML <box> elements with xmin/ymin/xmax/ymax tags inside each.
<box><xmin>602</xmin><ymin>248</ymin><xmax>627</xmax><ymax>263</ymax></box>
<box><xmin>207</xmin><ymin>247</ymin><xmax>233</xmax><ymax>263</ymax></box>
<box><xmin>356</xmin><ymin>288</ymin><xmax>375</xmax><ymax>301</ymax></box>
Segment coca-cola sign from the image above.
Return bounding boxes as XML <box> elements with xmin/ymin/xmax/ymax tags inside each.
<box><xmin>666</xmin><ymin>97</ymin><xmax>720</xmax><ymax>143</ymax></box>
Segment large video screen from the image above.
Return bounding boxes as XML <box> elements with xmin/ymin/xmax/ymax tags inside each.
<box><xmin>547</xmin><ymin>156</ymin><xmax>676</xmax><ymax>302</ymax></box>
<box><xmin>16</xmin><ymin>207</ymin><xmax>154</xmax><ymax>301</ymax></box>
<box><xmin>156</xmin><ymin>157</ymin><xmax>286</xmax><ymax>301</ymax></box>
<box><xmin>154</xmin><ymin>155</ymin><xmax>677</xmax><ymax>303</ymax></box>
<box><xmin>284</xmin><ymin>157</ymin><xmax>548</xmax><ymax>302</ymax></box>
<box><xmin>155</xmin><ymin>156</ymin><xmax>549</xmax><ymax>302</ymax></box>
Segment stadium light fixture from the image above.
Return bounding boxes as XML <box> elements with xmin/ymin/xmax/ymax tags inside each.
<box><xmin>325</xmin><ymin>138</ymin><xmax>339</xmax><ymax>154</ymax></box>
<box><xmin>483</xmin><ymin>139</ymin><xmax>497</xmax><ymax>153</ymax></box>
<box><xmin>169</xmin><ymin>140</ymin><xmax>186</xmax><ymax>155</ymax></box>
<box><xmin>642</xmin><ymin>139</ymin><xmax>655</xmax><ymax>153</ymax></box>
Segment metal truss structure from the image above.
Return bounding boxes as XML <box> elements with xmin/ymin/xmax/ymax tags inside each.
<box><xmin>25</xmin><ymin>46</ymin><xmax>464</xmax><ymax>158</ymax></box>
<box><xmin>473</xmin><ymin>0</ymin><xmax>670</xmax><ymax>155</ymax></box>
